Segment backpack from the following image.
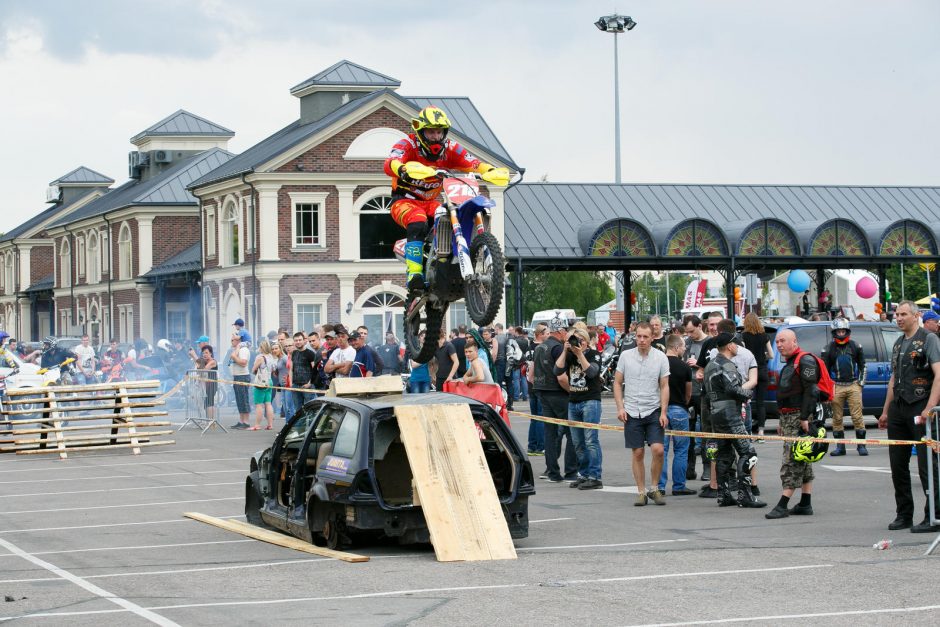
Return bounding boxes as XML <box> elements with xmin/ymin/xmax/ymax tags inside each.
<box><xmin>793</xmin><ymin>349</ymin><xmax>834</xmax><ymax>402</ymax></box>
<box><xmin>253</xmin><ymin>355</ymin><xmax>272</xmax><ymax>388</ymax></box>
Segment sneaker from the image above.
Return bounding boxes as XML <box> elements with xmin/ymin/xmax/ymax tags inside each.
<box><xmin>230</xmin><ymin>423</ymin><xmax>248</xmax><ymax>430</ymax></box>
<box><xmin>578</xmin><ymin>479</ymin><xmax>603</xmax><ymax>490</ymax></box>
<box><xmin>538</xmin><ymin>473</ymin><xmax>549</xmax><ymax>479</ymax></box>
<box><xmin>527</xmin><ymin>450</ymin><xmax>545</xmax><ymax>456</ymax></box>
<box><xmin>698</xmin><ymin>486</ymin><xmax>718</xmax><ymax>498</ymax></box>
<box><xmin>911</xmin><ymin>519</ymin><xmax>940</xmax><ymax>533</ymax></box>
<box><xmin>648</xmin><ymin>489</ymin><xmax>666</xmax><ymax>505</ymax></box>
<box><xmin>888</xmin><ymin>517</ymin><xmax>912</xmax><ymax>531</ymax></box>
<box><xmin>547</xmin><ymin>476</ymin><xmax>564</xmax><ymax>483</ymax></box>
<box><xmin>569</xmin><ymin>477</ymin><xmax>586</xmax><ymax>488</ymax></box>
<box><xmin>765</xmin><ymin>504</ymin><xmax>790</xmax><ymax>520</ymax></box>
<box><xmin>634</xmin><ymin>493</ymin><xmax>648</xmax><ymax>506</ymax></box>
<box><xmin>788</xmin><ymin>503</ymin><xmax>813</xmax><ymax>516</ymax></box>
<box><xmin>672</xmin><ymin>488</ymin><xmax>697</xmax><ymax>496</ymax></box>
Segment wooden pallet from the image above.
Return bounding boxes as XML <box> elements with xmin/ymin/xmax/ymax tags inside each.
<box><xmin>0</xmin><ymin>381</ymin><xmax>172</xmax><ymax>459</ymax></box>
<box><xmin>394</xmin><ymin>403</ymin><xmax>517</xmax><ymax>562</ymax></box>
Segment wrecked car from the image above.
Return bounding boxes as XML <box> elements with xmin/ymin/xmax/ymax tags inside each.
<box><xmin>245</xmin><ymin>392</ymin><xmax>534</xmax><ymax>549</ymax></box>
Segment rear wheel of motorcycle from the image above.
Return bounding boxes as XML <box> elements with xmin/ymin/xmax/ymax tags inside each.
<box><xmin>464</xmin><ymin>232</ymin><xmax>504</xmax><ymax>327</ymax></box>
<box><xmin>404</xmin><ymin>300</ymin><xmax>447</xmax><ymax>365</ymax></box>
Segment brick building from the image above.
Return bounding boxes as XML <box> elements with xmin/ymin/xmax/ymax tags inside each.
<box><xmin>188</xmin><ymin>60</ymin><xmax>520</xmax><ymax>348</ymax></box>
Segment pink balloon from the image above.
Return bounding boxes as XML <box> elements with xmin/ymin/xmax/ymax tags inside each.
<box><xmin>855</xmin><ymin>276</ymin><xmax>878</xmax><ymax>299</ymax></box>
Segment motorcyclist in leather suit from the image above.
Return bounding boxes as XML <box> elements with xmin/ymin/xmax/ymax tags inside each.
<box><xmin>703</xmin><ymin>332</ymin><xmax>766</xmax><ymax>508</ymax></box>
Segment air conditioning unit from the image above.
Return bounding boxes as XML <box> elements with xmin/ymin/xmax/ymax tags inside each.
<box><xmin>153</xmin><ymin>150</ymin><xmax>173</xmax><ymax>164</ymax></box>
<box><xmin>45</xmin><ymin>185</ymin><xmax>61</xmax><ymax>203</ymax></box>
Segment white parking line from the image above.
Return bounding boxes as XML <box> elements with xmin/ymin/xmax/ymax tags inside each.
<box><xmin>520</xmin><ymin>539</ymin><xmax>688</xmax><ymax>551</ymax></box>
<box><xmin>0</xmin><ymin>457</ymin><xmax>244</xmax><ymax>475</ymax></box>
<box><xmin>0</xmin><ymin>469</ymin><xmax>244</xmax><ymax>485</ymax></box>
<box><xmin>0</xmin><ymin>513</ymin><xmax>243</xmax><ymax>535</ymax></box>
<box><xmin>0</xmin><ymin>536</ymin><xmax>179</xmax><ymax>626</ymax></box>
<box><xmin>0</xmin><ymin>539</ymin><xmax>253</xmax><ymax>559</ymax></box>
<box><xmin>0</xmin><ymin>482</ymin><xmax>241</xmax><ymax>499</ymax></box>
<box><xmin>561</xmin><ymin>563</ymin><xmax>831</xmax><ymax>585</ymax></box>
<box><xmin>0</xmin><ymin>448</ymin><xmax>210</xmax><ymax>466</ymax></box>
<box><xmin>633</xmin><ymin>603</ymin><xmax>940</xmax><ymax>626</ymax></box>
<box><xmin>528</xmin><ymin>517</ymin><xmax>574</xmax><ymax>523</ymax></box>
<box><xmin>4</xmin><ymin>497</ymin><xmax>240</xmax><ymax>515</ymax></box>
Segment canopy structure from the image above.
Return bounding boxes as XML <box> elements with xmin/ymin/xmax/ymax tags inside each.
<box><xmin>504</xmin><ymin>183</ymin><xmax>940</xmax><ymax>324</ymax></box>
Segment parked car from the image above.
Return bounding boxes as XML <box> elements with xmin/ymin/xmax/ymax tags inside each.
<box><xmin>765</xmin><ymin>321</ymin><xmax>902</xmax><ymax>420</ymax></box>
<box><xmin>246</xmin><ymin>392</ymin><xmax>534</xmax><ymax>549</ymax></box>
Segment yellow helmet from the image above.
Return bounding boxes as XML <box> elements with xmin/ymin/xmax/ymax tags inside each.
<box><xmin>411</xmin><ymin>106</ymin><xmax>451</xmax><ymax>161</ymax></box>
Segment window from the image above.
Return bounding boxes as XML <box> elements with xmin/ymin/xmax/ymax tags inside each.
<box><xmin>3</xmin><ymin>253</ymin><xmax>13</xmax><ymax>295</ymax></box>
<box><xmin>166</xmin><ymin>304</ymin><xmax>188</xmax><ymax>340</ymax></box>
<box><xmin>331</xmin><ymin>412</ymin><xmax>361</xmax><ymax>458</ymax></box>
<box><xmin>206</xmin><ymin>207</ymin><xmax>216</xmax><ymax>257</ymax></box>
<box><xmin>449</xmin><ymin>300</ymin><xmax>470</xmax><ymax>331</ymax></box>
<box><xmin>118</xmin><ymin>223</ymin><xmax>132</xmax><ymax>280</ymax></box>
<box><xmin>881</xmin><ymin>327</ymin><xmax>902</xmax><ymax>361</ymax></box>
<box><xmin>87</xmin><ymin>232</ymin><xmax>100</xmax><ymax>284</ymax></box>
<box><xmin>60</xmin><ymin>239</ymin><xmax>71</xmax><ymax>286</ymax></box>
<box><xmin>848</xmin><ymin>327</ymin><xmax>879</xmax><ymax>363</ymax></box>
<box><xmin>296</xmin><ymin>303</ymin><xmax>321</xmax><ymax>333</ymax></box>
<box><xmin>359</xmin><ymin>195</ymin><xmax>404</xmax><ymax>259</ymax></box>
<box><xmin>221</xmin><ymin>202</ymin><xmax>241</xmax><ymax>266</ymax></box>
<box><xmin>76</xmin><ymin>236</ymin><xmax>86</xmax><ymax>277</ymax></box>
<box><xmin>117</xmin><ymin>305</ymin><xmax>134</xmax><ymax>342</ymax></box>
<box><xmin>289</xmin><ymin>192</ymin><xmax>329</xmax><ymax>249</ymax></box>
<box><xmin>361</xmin><ymin>291</ymin><xmax>405</xmax><ymax>342</ymax></box>
<box><xmin>792</xmin><ymin>326</ymin><xmax>829</xmax><ymax>356</ymax></box>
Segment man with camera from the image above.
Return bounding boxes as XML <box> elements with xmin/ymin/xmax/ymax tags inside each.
<box><xmin>533</xmin><ymin>317</ymin><xmax>578</xmax><ymax>483</ymax></box>
<box><xmin>554</xmin><ymin>328</ymin><xmax>604</xmax><ymax>490</ymax></box>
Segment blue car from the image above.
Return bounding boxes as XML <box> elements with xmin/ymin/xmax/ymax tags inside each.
<box><xmin>765</xmin><ymin>321</ymin><xmax>903</xmax><ymax>420</ymax></box>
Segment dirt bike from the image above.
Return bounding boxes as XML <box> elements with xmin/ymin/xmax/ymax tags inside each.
<box><xmin>395</xmin><ymin>162</ymin><xmax>514</xmax><ymax>363</ymax></box>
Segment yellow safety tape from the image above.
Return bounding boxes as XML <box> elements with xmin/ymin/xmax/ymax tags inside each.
<box><xmin>156</xmin><ymin>378</ymin><xmax>187</xmax><ymax>402</ymax></box>
<box><xmin>507</xmin><ymin>408</ymin><xmax>938</xmax><ymax>448</ymax></box>
<box><xmin>185</xmin><ymin>374</ymin><xmax>330</xmax><ymax>396</ymax></box>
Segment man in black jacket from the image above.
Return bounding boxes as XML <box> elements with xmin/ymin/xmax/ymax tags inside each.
<box><xmin>823</xmin><ymin>319</ymin><xmax>867</xmax><ymax>456</ymax></box>
<box><xmin>533</xmin><ymin>317</ymin><xmax>577</xmax><ymax>482</ymax></box>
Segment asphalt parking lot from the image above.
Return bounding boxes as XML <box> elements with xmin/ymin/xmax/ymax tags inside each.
<box><xmin>1</xmin><ymin>398</ymin><xmax>939</xmax><ymax>626</ymax></box>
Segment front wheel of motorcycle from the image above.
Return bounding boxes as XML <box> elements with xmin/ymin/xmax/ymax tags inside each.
<box><xmin>464</xmin><ymin>231</ymin><xmax>504</xmax><ymax>327</ymax></box>
<box><xmin>404</xmin><ymin>299</ymin><xmax>448</xmax><ymax>365</ymax></box>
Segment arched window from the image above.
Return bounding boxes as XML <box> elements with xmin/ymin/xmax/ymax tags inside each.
<box><xmin>662</xmin><ymin>220</ymin><xmax>729</xmax><ymax>257</ymax></box>
<box><xmin>60</xmin><ymin>238</ymin><xmax>71</xmax><ymax>286</ymax></box>
<box><xmin>221</xmin><ymin>201</ymin><xmax>241</xmax><ymax>266</ymax></box>
<box><xmin>878</xmin><ymin>220</ymin><xmax>938</xmax><ymax>257</ymax></box>
<box><xmin>3</xmin><ymin>253</ymin><xmax>14</xmax><ymax>295</ymax></box>
<box><xmin>359</xmin><ymin>195</ymin><xmax>404</xmax><ymax>259</ymax></box>
<box><xmin>360</xmin><ymin>291</ymin><xmax>406</xmax><ymax>341</ymax></box>
<box><xmin>118</xmin><ymin>223</ymin><xmax>132</xmax><ymax>279</ymax></box>
<box><xmin>87</xmin><ymin>231</ymin><xmax>100</xmax><ymax>283</ymax></box>
<box><xmin>808</xmin><ymin>220</ymin><xmax>869</xmax><ymax>256</ymax></box>
<box><xmin>736</xmin><ymin>219</ymin><xmax>800</xmax><ymax>256</ymax></box>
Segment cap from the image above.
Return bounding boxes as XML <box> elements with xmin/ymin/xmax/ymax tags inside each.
<box><xmin>715</xmin><ymin>332</ymin><xmax>734</xmax><ymax>348</ymax></box>
<box><xmin>233</xmin><ymin>318</ymin><xmax>245</xmax><ymax>327</ymax></box>
<box><xmin>324</xmin><ymin>330</ymin><xmax>336</xmax><ymax>338</ymax></box>
<box><xmin>348</xmin><ymin>330</ymin><xmax>361</xmax><ymax>340</ymax></box>
<box><xmin>548</xmin><ymin>317</ymin><xmax>566</xmax><ymax>332</ymax></box>
<box><xmin>196</xmin><ymin>335</ymin><xmax>210</xmax><ymax>343</ymax></box>
<box><xmin>334</xmin><ymin>325</ymin><xmax>349</xmax><ymax>336</ymax></box>
<box><xmin>923</xmin><ymin>310</ymin><xmax>940</xmax><ymax>323</ymax></box>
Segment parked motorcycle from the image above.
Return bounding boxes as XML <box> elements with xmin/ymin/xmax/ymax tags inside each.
<box><xmin>599</xmin><ymin>335</ymin><xmax>634</xmax><ymax>393</ymax></box>
<box><xmin>38</xmin><ymin>357</ymin><xmax>76</xmax><ymax>387</ymax></box>
<box><xmin>395</xmin><ymin>162</ymin><xmax>514</xmax><ymax>363</ymax></box>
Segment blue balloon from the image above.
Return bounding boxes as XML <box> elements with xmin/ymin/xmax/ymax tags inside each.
<box><xmin>787</xmin><ymin>269</ymin><xmax>811</xmax><ymax>293</ymax></box>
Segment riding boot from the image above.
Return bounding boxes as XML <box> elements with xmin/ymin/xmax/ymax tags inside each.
<box><xmin>856</xmin><ymin>429</ymin><xmax>868</xmax><ymax>456</ymax></box>
<box><xmin>686</xmin><ymin>444</ymin><xmax>697</xmax><ymax>481</ymax></box>
<box><xmin>717</xmin><ymin>480</ymin><xmax>736</xmax><ymax>507</ymax></box>
<box><xmin>404</xmin><ymin>241</ymin><xmax>425</xmax><ymax>296</ymax></box>
<box><xmin>700</xmin><ymin>451</ymin><xmax>711</xmax><ymax>482</ymax></box>
<box><xmin>735</xmin><ymin>475</ymin><xmax>767</xmax><ymax>508</ymax></box>
<box><xmin>830</xmin><ymin>430</ymin><xmax>846</xmax><ymax>456</ymax></box>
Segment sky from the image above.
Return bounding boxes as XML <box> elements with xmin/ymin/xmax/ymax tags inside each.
<box><xmin>1</xmin><ymin>0</ymin><xmax>938</xmax><ymax>232</ymax></box>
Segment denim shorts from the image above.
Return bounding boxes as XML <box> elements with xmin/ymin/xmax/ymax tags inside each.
<box><xmin>624</xmin><ymin>409</ymin><xmax>665</xmax><ymax>449</ymax></box>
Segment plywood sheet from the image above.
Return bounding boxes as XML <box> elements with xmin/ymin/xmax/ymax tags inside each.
<box><xmin>395</xmin><ymin>403</ymin><xmax>516</xmax><ymax>562</ymax></box>
<box><xmin>328</xmin><ymin>375</ymin><xmax>403</xmax><ymax>397</ymax></box>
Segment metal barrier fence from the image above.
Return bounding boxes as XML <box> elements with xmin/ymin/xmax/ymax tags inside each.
<box><xmin>178</xmin><ymin>369</ymin><xmax>225</xmax><ymax>434</ymax></box>
<box><xmin>926</xmin><ymin>406</ymin><xmax>940</xmax><ymax>556</ymax></box>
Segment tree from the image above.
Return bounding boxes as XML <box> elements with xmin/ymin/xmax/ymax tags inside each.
<box><xmin>506</xmin><ymin>271</ymin><xmax>614</xmax><ymax>325</ymax></box>
<box><xmin>885</xmin><ymin>263</ymin><xmax>931</xmax><ymax>302</ymax></box>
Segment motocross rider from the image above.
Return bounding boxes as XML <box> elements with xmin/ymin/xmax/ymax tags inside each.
<box><xmin>383</xmin><ymin>106</ymin><xmax>502</xmax><ymax>298</ymax></box>
<box><xmin>39</xmin><ymin>337</ymin><xmax>74</xmax><ymax>370</ymax></box>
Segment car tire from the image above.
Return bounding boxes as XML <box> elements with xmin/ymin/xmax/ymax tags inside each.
<box><xmin>245</xmin><ymin>472</ymin><xmax>272</xmax><ymax>529</ymax></box>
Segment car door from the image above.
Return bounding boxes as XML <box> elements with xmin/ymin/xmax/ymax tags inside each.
<box><xmin>879</xmin><ymin>323</ymin><xmax>903</xmax><ymax>388</ymax></box>
<box><xmin>845</xmin><ymin>326</ymin><xmax>883</xmax><ymax>411</ymax></box>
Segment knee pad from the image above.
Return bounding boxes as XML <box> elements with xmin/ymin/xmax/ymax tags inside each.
<box><xmin>407</xmin><ymin>221</ymin><xmax>429</xmax><ymax>243</ymax></box>
<box><xmin>737</xmin><ymin>454</ymin><xmax>758</xmax><ymax>476</ymax></box>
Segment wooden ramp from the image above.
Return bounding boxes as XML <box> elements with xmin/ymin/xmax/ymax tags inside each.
<box><xmin>328</xmin><ymin>375</ymin><xmax>403</xmax><ymax>397</ymax></box>
<box><xmin>395</xmin><ymin>403</ymin><xmax>517</xmax><ymax>562</ymax></box>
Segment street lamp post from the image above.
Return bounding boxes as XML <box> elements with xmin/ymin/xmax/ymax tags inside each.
<box><xmin>595</xmin><ymin>13</ymin><xmax>636</xmax><ymax>184</ymax></box>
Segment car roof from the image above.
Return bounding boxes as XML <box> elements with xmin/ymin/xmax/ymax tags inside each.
<box><xmin>309</xmin><ymin>392</ymin><xmax>486</xmax><ymax>413</ymax></box>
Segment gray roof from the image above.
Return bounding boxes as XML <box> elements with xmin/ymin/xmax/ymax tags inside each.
<box><xmin>407</xmin><ymin>97</ymin><xmax>516</xmax><ymax>168</ymax></box>
<box><xmin>141</xmin><ymin>243</ymin><xmax>201</xmax><ymax>278</ymax></box>
<box><xmin>48</xmin><ymin>148</ymin><xmax>234</xmax><ymax>228</ymax></box>
<box><xmin>290</xmin><ymin>60</ymin><xmax>400</xmax><ymax>94</ymax></box>
<box><xmin>0</xmin><ymin>191</ymin><xmax>101</xmax><ymax>243</ymax></box>
<box><xmin>130</xmin><ymin>110</ymin><xmax>234</xmax><ymax>143</ymax></box>
<box><xmin>24</xmin><ymin>274</ymin><xmax>53</xmax><ymax>293</ymax></box>
<box><xmin>189</xmin><ymin>90</ymin><xmax>518</xmax><ymax>189</ymax></box>
<box><xmin>505</xmin><ymin>183</ymin><xmax>940</xmax><ymax>262</ymax></box>
<box><xmin>51</xmin><ymin>166</ymin><xmax>114</xmax><ymax>186</ymax></box>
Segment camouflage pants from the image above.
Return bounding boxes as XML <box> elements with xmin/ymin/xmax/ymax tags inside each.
<box><xmin>779</xmin><ymin>410</ymin><xmax>814</xmax><ymax>490</ymax></box>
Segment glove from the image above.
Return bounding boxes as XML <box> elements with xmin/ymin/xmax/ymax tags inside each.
<box><xmin>705</xmin><ymin>440</ymin><xmax>718</xmax><ymax>461</ymax></box>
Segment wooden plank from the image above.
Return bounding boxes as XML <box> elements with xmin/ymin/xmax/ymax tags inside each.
<box><xmin>183</xmin><ymin>512</ymin><xmax>370</xmax><ymax>563</ymax></box>
<box><xmin>0</xmin><ymin>411</ymin><xmax>168</xmax><ymax>425</ymax></box>
<box><xmin>4</xmin><ymin>422</ymin><xmax>171</xmax><ymax>435</ymax></box>
<box><xmin>2</xmin><ymin>392</ymin><xmax>157</xmax><ymax>405</ymax></box>
<box><xmin>13</xmin><ymin>430</ymin><xmax>174</xmax><ymax>445</ymax></box>
<box><xmin>3</xmin><ymin>400</ymin><xmax>165</xmax><ymax>415</ymax></box>
<box><xmin>15</xmin><ymin>441</ymin><xmax>175</xmax><ymax>455</ymax></box>
<box><xmin>328</xmin><ymin>376</ymin><xmax>403</xmax><ymax>397</ymax></box>
<box><xmin>4</xmin><ymin>380</ymin><xmax>160</xmax><ymax>396</ymax></box>
<box><xmin>394</xmin><ymin>403</ymin><xmax>516</xmax><ymax>562</ymax></box>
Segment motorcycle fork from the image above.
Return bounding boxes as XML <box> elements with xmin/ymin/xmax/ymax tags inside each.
<box><xmin>450</xmin><ymin>209</ymin><xmax>474</xmax><ymax>280</ymax></box>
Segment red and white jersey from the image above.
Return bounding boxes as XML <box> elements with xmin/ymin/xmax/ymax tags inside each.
<box><xmin>383</xmin><ymin>134</ymin><xmax>482</xmax><ymax>201</ymax></box>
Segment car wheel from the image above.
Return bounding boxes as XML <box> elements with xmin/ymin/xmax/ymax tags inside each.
<box><xmin>245</xmin><ymin>473</ymin><xmax>272</xmax><ymax>529</ymax></box>
<box><xmin>324</xmin><ymin>516</ymin><xmax>348</xmax><ymax>551</ymax></box>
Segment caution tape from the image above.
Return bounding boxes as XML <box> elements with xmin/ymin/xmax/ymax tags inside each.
<box><xmin>156</xmin><ymin>377</ymin><xmax>187</xmax><ymax>402</ymax></box>
<box><xmin>506</xmin><ymin>408</ymin><xmax>938</xmax><ymax>449</ymax></box>
<box><xmin>185</xmin><ymin>374</ymin><xmax>331</xmax><ymax>396</ymax></box>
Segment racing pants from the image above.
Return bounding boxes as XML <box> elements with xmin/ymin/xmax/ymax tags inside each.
<box><xmin>712</xmin><ymin>400</ymin><xmax>756</xmax><ymax>488</ymax></box>
<box><xmin>391</xmin><ymin>198</ymin><xmax>440</xmax><ymax>286</ymax></box>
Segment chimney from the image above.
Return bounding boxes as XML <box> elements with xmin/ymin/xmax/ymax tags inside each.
<box><xmin>290</xmin><ymin>60</ymin><xmax>400</xmax><ymax>125</ymax></box>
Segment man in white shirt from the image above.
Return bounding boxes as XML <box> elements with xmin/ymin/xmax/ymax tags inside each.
<box><xmin>324</xmin><ymin>325</ymin><xmax>356</xmax><ymax>379</ymax></box>
<box><xmin>228</xmin><ymin>334</ymin><xmax>251</xmax><ymax>429</ymax></box>
<box><xmin>614</xmin><ymin>321</ymin><xmax>671</xmax><ymax>506</ymax></box>
<box><xmin>72</xmin><ymin>334</ymin><xmax>97</xmax><ymax>385</ymax></box>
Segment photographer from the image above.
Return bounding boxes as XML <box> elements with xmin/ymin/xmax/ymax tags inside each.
<box><xmin>554</xmin><ymin>328</ymin><xmax>604</xmax><ymax>489</ymax></box>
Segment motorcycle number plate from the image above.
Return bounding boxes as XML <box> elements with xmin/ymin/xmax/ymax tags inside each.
<box><xmin>443</xmin><ymin>177</ymin><xmax>478</xmax><ymax>205</ymax></box>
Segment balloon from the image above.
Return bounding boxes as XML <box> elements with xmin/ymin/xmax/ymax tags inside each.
<box><xmin>787</xmin><ymin>269</ymin><xmax>811</xmax><ymax>293</ymax></box>
<box><xmin>855</xmin><ymin>276</ymin><xmax>878</xmax><ymax>299</ymax></box>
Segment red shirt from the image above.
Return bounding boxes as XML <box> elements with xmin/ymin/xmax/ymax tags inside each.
<box><xmin>596</xmin><ymin>331</ymin><xmax>610</xmax><ymax>351</ymax></box>
<box><xmin>383</xmin><ymin>134</ymin><xmax>481</xmax><ymax>201</ymax></box>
